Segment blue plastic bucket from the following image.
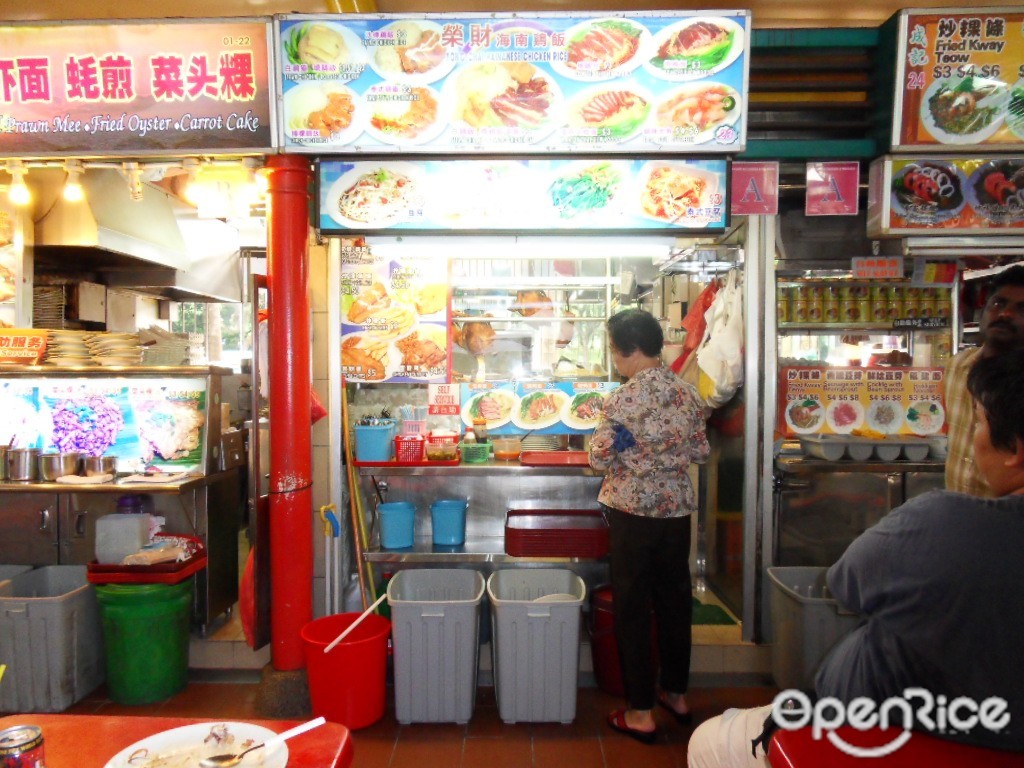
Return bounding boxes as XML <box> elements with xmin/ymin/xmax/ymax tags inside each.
<box><xmin>354</xmin><ymin>423</ymin><xmax>396</xmax><ymax>462</ymax></box>
<box><xmin>379</xmin><ymin>501</ymin><xmax>415</xmax><ymax>548</ymax></box>
<box><xmin>430</xmin><ymin>499</ymin><xmax>468</xmax><ymax>546</ymax></box>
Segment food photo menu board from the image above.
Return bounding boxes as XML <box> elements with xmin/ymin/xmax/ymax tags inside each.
<box><xmin>868</xmin><ymin>155</ymin><xmax>1024</xmax><ymax>235</ymax></box>
<box><xmin>277</xmin><ymin>11</ymin><xmax>749</xmax><ymax>154</ymax></box>
<box><xmin>318</xmin><ymin>157</ymin><xmax>728</xmax><ymax>232</ymax></box>
<box><xmin>889</xmin><ymin>8</ymin><xmax>1024</xmax><ymax>151</ymax></box>
<box><xmin>0</xmin><ymin>378</ymin><xmax>208</xmax><ymax>472</ymax></box>
<box><xmin>778</xmin><ymin>366</ymin><xmax>946</xmax><ymax>439</ymax></box>
<box><xmin>460</xmin><ymin>380</ymin><xmax>619</xmax><ymax>436</ymax></box>
<box><xmin>340</xmin><ymin>240</ymin><xmax>449</xmax><ymax>383</ymax></box>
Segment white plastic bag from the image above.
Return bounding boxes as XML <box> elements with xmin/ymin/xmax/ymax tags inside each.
<box><xmin>696</xmin><ymin>270</ymin><xmax>744</xmax><ymax>409</ymax></box>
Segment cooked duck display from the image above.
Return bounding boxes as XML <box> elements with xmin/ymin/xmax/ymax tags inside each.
<box><xmin>451</xmin><ymin>311</ymin><xmax>497</xmax><ymax>356</ymax></box>
<box><xmin>511</xmin><ymin>290</ymin><xmax>575</xmax><ymax>347</ymax></box>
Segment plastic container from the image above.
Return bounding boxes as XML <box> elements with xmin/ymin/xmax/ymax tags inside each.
<box><xmin>425</xmin><ymin>441</ymin><xmax>459</xmax><ymax>461</ymax></box>
<box><xmin>0</xmin><ymin>565</ymin><xmax>105</xmax><ymax>713</ymax></box>
<box><xmin>460</xmin><ymin>440</ymin><xmax>490</xmax><ymax>464</ymax></box>
<box><xmin>0</xmin><ymin>564</ymin><xmax>31</xmax><ymax>583</ymax></box>
<box><xmin>354</xmin><ymin>422</ymin><xmax>397</xmax><ymax>462</ymax></box>
<box><xmin>379</xmin><ymin>501</ymin><xmax>415</xmax><ymax>549</ymax></box>
<box><xmin>487</xmin><ymin>568</ymin><xmax>586</xmax><ymax>723</ymax></box>
<box><xmin>387</xmin><ymin>569</ymin><xmax>485</xmax><ymax>724</ymax></box>
<box><xmin>94</xmin><ymin>579</ymin><xmax>193</xmax><ymax>705</ymax></box>
<box><xmin>301</xmin><ymin>612</ymin><xmax>391</xmax><ymax>729</ymax></box>
<box><xmin>430</xmin><ymin>499</ymin><xmax>469</xmax><ymax>546</ymax></box>
<box><xmin>394</xmin><ymin>435</ymin><xmax>425</xmax><ymax>462</ymax></box>
<box><xmin>401</xmin><ymin>419</ymin><xmax>427</xmax><ymax>436</ymax></box>
<box><xmin>94</xmin><ymin>513</ymin><xmax>151</xmax><ymax>565</ymax></box>
<box><xmin>492</xmin><ymin>437</ymin><xmax>522</xmax><ymax>461</ymax></box>
<box><xmin>767</xmin><ymin>566</ymin><xmax>861</xmax><ymax>691</ymax></box>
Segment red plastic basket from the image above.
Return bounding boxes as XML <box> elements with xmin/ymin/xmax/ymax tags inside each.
<box><xmin>394</xmin><ymin>435</ymin><xmax>425</xmax><ymax>462</ymax></box>
<box><xmin>427</xmin><ymin>433</ymin><xmax>459</xmax><ymax>446</ymax></box>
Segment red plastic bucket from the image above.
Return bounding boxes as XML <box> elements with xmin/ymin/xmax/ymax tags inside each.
<box><xmin>589</xmin><ymin>585</ymin><xmax>658</xmax><ymax>697</ymax></box>
<box><xmin>301</xmin><ymin>612</ymin><xmax>391</xmax><ymax>729</ymax></box>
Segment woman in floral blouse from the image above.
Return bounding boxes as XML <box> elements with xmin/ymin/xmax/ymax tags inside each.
<box><xmin>589</xmin><ymin>309</ymin><xmax>711</xmax><ymax>745</ymax></box>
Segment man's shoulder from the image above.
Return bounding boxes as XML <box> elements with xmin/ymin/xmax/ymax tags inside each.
<box><xmin>948</xmin><ymin>347</ymin><xmax>981</xmax><ymax>373</ymax></box>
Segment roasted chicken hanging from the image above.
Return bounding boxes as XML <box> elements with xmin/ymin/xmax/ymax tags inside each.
<box><xmin>451</xmin><ymin>311</ymin><xmax>497</xmax><ymax>356</ymax></box>
<box><xmin>511</xmin><ymin>290</ymin><xmax>575</xmax><ymax>347</ymax></box>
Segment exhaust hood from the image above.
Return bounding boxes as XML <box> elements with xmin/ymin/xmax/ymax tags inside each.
<box><xmin>31</xmin><ymin>168</ymin><xmax>242</xmax><ymax>303</ymax></box>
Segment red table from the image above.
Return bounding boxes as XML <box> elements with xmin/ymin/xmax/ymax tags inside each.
<box><xmin>770</xmin><ymin>726</ymin><xmax>1024</xmax><ymax>768</ymax></box>
<box><xmin>0</xmin><ymin>714</ymin><xmax>353</xmax><ymax>767</ymax></box>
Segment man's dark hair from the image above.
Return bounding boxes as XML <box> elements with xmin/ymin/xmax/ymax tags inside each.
<box><xmin>607</xmin><ymin>309</ymin><xmax>663</xmax><ymax>358</ymax></box>
<box><xmin>990</xmin><ymin>263</ymin><xmax>1024</xmax><ymax>292</ymax></box>
<box><xmin>967</xmin><ymin>349</ymin><xmax>1024</xmax><ymax>452</ymax></box>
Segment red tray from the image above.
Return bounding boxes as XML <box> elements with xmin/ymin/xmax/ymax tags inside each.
<box><xmin>87</xmin><ymin>534</ymin><xmax>207</xmax><ymax>584</ymax></box>
<box><xmin>353</xmin><ymin>452</ymin><xmax>461</xmax><ymax>468</ymax></box>
<box><xmin>519</xmin><ymin>450</ymin><xmax>590</xmax><ymax>467</ymax></box>
<box><xmin>505</xmin><ymin>508</ymin><xmax>608</xmax><ymax>558</ymax></box>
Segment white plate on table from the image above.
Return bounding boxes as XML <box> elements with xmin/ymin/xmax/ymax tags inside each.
<box><xmin>103</xmin><ymin>722</ymin><xmax>286</xmax><ymax>768</ymax></box>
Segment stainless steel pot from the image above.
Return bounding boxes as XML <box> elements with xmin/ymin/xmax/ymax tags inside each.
<box><xmin>38</xmin><ymin>452</ymin><xmax>82</xmax><ymax>481</ymax></box>
<box><xmin>83</xmin><ymin>455</ymin><xmax>117</xmax><ymax>476</ymax></box>
<box><xmin>0</xmin><ymin>446</ymin><xmax>8</xmax><ymax>481</ymax></box>
<box><xmin>7</xmin><ymin>448</ymin><xmax>40</xmax><ymax>482</ymax></box>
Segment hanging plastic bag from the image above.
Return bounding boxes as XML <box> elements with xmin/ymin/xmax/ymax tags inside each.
<box><xmin>670</xmin><ymin>280</ymin><xmax>720</xmax><ymax>374</ymax></box>
<box><xmin>696</xmin><ymin>270</ymin><xmax>744</xmax><ymax>409</ymax></box>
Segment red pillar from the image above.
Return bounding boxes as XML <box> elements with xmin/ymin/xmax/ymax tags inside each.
<box><xmin>265</xmin><ymin>154</ymin><xmax>313</xmax><ymax>670</ymax></box>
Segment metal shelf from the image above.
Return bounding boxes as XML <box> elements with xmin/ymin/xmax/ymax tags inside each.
<box><xmin>363</xmin><ymin>535</ymin><xmax>602</xmax><ymax>564</ymax></box>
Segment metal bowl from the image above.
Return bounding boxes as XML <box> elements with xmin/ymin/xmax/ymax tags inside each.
<box><xmin>38</xmin><ymin>452</ymin><xmax>82</xmax><ymax>481</ymax></box>
<box><xmin>83</xmin><ymin>455</ymin><xmax>118</xmax><ymax>476</ymax></box>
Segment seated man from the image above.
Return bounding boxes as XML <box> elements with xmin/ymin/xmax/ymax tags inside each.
<box><xmin>688</xmin><ymin>350</ymin><xmax>1024</xmax><ymax>767</ymax></box>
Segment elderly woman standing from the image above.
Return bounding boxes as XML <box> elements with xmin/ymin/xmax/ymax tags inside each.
<box><xmin>589</xmin><ymin>309</ymin><xmax>711</xmax><ymax>744</ymax></box>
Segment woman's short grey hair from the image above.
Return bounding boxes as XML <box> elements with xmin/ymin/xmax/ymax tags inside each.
<box><xmin>607</xmin><ymin>309</ymin><xmax>663</xmax><ymax>357</ymax></box>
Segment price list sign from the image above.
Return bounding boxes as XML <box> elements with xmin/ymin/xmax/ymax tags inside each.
<box><xmin>890</xmin><ymin>9</ymin><xmax>1024</xmax><ymax>151</ymax></box>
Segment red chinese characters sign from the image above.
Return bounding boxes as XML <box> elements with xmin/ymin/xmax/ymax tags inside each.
<box><xmin>0</xmin><ymin>329</ymin><xmax>47</xmax><ymax>364</ymax></box>
<box><xmin>0</xmin><ymin>20</ymin><xmax>273</xmax><ymax>156</ymax></box>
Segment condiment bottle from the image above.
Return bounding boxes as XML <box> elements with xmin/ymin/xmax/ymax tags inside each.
<box><xmin>464</xmin><ymin>428</ymin><xmax>477</xmax><ymax>444</ymax></box>
<box><xmin>473</xmin><ymin>416</ymin><xmax>488</xmax><ymax>442</ymax></box>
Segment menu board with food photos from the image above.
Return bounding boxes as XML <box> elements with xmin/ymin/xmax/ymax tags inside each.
<box><xmin>339</xmin><ymin>241</ymin><xmax>449</xmax><ymax>383</ymax></box>
<box><xmin>888</xmin><ymin>8</ymin><xmax>1024</xmax><ymax>151</ymax></box>
<box><xmin>868</xmin><ymin>155</ymin><xmax>1024</xmax><ymax>235</ymax></box>
<box><xmin>460</xmin><ymin>380</ymin><xmax>619</xmax><ymax>436</ymax></box>
<box><xmin>778</xmin><ymin>366</ymin><xmax>946</xmax><ymax>439</ymax></box>
<box><xmin>318</xmin><ymin>157</ymin><xmax>728</xmax><ymax>233</ymax></box>
<box><xmin>277</xmin><ymin>11</ymin><xmax>748</xmax><ymax>155</ymax></box>
<box><xmin>0</xmin><ymin>377</ymin><xmax>207</xmax><ymax>472</ymax></box>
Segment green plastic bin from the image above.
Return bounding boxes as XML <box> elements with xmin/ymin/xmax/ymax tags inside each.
<box><xmin>95</xmin><ymin>579</ymin><xmax>193</xmax><ymax>705</ymax></box>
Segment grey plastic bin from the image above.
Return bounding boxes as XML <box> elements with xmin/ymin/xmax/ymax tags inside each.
<box><xmin>767</xmin><ymin>566</ymin><xmax>861</xmax><ymax>691</ymax></box>
<box><xmin>487</xmin><ymin>568</ymin><xmax>586</xmax><ymax>724</ymax></box>
<box><xmin>388</xmin><ymin>568</ymin><xmax>485</xmax><ymax>724</ymax></box>
<box><xmin>0</xmin><ymin>565</ymin><xmax>105</xmax><ymax>713</ymax></box>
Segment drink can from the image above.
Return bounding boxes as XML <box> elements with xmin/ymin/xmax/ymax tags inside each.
<box><xmin>870</xmin><ymin>285</ymin><xmax>887</xmax><ymax>303</ymax></box>
<box><xmin>857</xmin><ymin>299</ymin><xmax>871</xmax><ymax>323</ymax></box>
<box><xmin>919</xmin><ymin>287</ymin><xmax>937</xmax><ymax>301</ymax></box>
<box><xmin>903</xmin><ymin>297</ymin><xmax>920</xmax><ymax>319</ymax></box>
<box><xmin>807</xmin><ymin>298</ymin><xmax>825</xmax><ymax>322</ymax></box>
<box><xmin>777</xmin><ymin>299</ymin><xmax>790</xmax><ymax>323</ymax></box>
<box><xmin>841</xmin><ymin>299</ymin><xmax>864</xmax><ymax>322</ymax></box>
<box><xmin>919</xmin><ymin>299</ymin><xmax>937</xmax><ymax>318</ymax></box>
<box><xmin>870</xmin><ymin>299</ymin><xmax>888</xmax><ymax>323</ymax></box>
<box><xmin>838</xmin><ymin>284</ymin><xmax>855</xmax><ymax>300</ymax></box>
<box><xmin>886</xmin><ymin>297</ymin><xmax>903</xmax><ymax>320</ymax></box>
<box><xmin>793</xmin><ymin>283</ymin><xmax>813</xmax><ymax>301</ymax></box>
<box><xmin>884</xmin><ymin>284</ymin><xmax>901</xmax><ymax>302</ymax></box>
<box><xmin>850</xmin><ymin>285</ymin><xmax>870</xmax><ymax>300</ymax></box>
<box><xmin>935</xmin><ymin>298</ymin><xmax>952</xmax><ymax>318</ymax></box>
<box><xmin>792</xmin><ymin>301</ymin><xmax>810</xmax><ymax>323</ymax></box>
<box><xmin>808</xmin><ymin>284</ymin><xmax>826</xmax><ymax>301</ymax></box>
<box><xmin>0</xmin><ymin>725</ymin><xmax>45</xmax><ymax>768</ymax></box>
<box><xmin>903</xmin><ymin>286</ymin><xmax>922</xmax><ymax>302</ymax></box>
<box><xmin>823</xmin><ymin>297</ymin><xmax>840</xmax><ymax>323</ymax></box>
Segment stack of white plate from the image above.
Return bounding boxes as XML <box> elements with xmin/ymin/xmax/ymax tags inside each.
<box><xmin>33</xmin><ymin>286</ymin><xmax>66</xmax><ymax>328</ymax></box>
<box><xmin>521</xmin><ymin>435</ymin><xmax>564</xmax><ymax>452</ymax></box>
<box><xmin>85</xmin><ymin>332</ymin><xmax>144</xmax><ymax>366</ymax></box>
<box><xmin>44</xmin><ymin>329</ymin><xmax>93</xmax><ymax>366</ymax></box>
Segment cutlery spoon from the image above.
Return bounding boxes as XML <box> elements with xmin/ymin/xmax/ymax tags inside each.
<box><xmin>199</xmin><ymin>717</ymin><xmax>326</xmax><ymax>767</ymax></box>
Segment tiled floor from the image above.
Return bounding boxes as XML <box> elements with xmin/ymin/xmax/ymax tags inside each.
<box><xmin>66</xmin><ymin>679</ymin><xmax>779</xmax><ymax>767</ymax></box>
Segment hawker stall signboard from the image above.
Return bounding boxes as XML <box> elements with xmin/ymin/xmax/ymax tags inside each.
<box><xmin>868</xmin><ymin>155</ymin><xmax>1024</xmax><ymax>235</ymax></box>
<box><xmin>339</xmin><ymin>240</ymin><xmax>449</xmax><ymax>383</ymax></box>
<box><xmin>888</xmin><ymin>8</ymin><xmax>1024</xmax><ymax>151</ymax></box>
<box><xmin>318</xmin><ymin>157</ymin><xmax>728</xmax><ymax>233</ymax></box>
<box><xmin>0</xmin><ymin>377</ymin><xmax>208</xmax><ymax>472</ymax></box>
<box><xmin>0</xmin><ymin>19</ymin><xmax>274</xmax><ymax>156</ymax></box>
<box><xmin>278</xmin><ymin>11</ymin><xmax>749</xmax><ymax>154</ymax></box>
<box><xmin>460</xmin><ymin>380</ymin><xmax>619</xmax><ymax>436</ymax></box>
<box><xmin>778</xmin><ymin>366</ymin><xmax>945</xmax><ymax>439</ymax></box>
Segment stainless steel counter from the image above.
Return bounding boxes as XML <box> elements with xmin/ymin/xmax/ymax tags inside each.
<box><xmin>364</xmin><ymin>535</ymin><xmax>602</xmax><ymax>564</ymax></box>
<box><xmin>356</xmin><ymin>460</ymin><xmax>600</xmax><ymax>477</ymax></box>
<box><xmin>775</xmin><ymin>456</ymin><xmax>944</xmax><ymax>474</ymax></box>
<box><xmin>0</xmin><ymin>475</ymin><xmax>207</xmax><ymax>493</ymax></box>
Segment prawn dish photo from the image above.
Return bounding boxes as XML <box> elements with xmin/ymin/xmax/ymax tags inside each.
<box><xmin>461</xmin><ymin>389</ymin><xmax>517</xmax><ymax>429</ymax></box>
<box><xmin>890</xmin><ymin>161</ymin><xmax>966</xmax><ymax>224</ymax></box>
<box><xmin>565</xmin><ymin>86</ymin><xmax>651</xmax><ymax>143</ymax></box>
<box><xmin>921</xmin><ymin>74</ymin><xmax>1008</xmax><ymax>145</ymax></box>
<box><xmin>647</xmin><ymin>17</ymin><xmax>743</xmax><ymax>79</ymax></box>
<box><xmin>638</xmin><ymin>164</ymin><xmax>715</xmax><ymax>223</ymax></box>
<box><xmin>785</xmin><ymin>398</ymin><xmax>824</xmax><ymax>435</ymax></box>
<box><xmin>558</xmin><ymin>18</ymin><xmax>648</xmax><ymax>79</ymax></box>
<box><xmin>905</xmin><ymin>400</ymin><xmax>945</xmax><ymax>436</ymax></box>
<box><xmin>653</xmin><ymin>83</ymin><xmax>739</xmax><ymax>144</ymax></box>
<box><xmin>513</xmin><ymin>389</ymin><xmax>570</xmax><ymax>430</ymax></box>
<box><xmin>450</xmin><ymin>62</ymin><xmax>559</xmax><ymax>137</ymax></box>
<box><xmin>561</xmin><ymin>391</ymin><xmax>606</xmax><ymax>429</ymax></box>
<box><xmin>967</xmin><ymin>160</ymin><xmax>1024</xmax><ymax>224</ymax></box>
